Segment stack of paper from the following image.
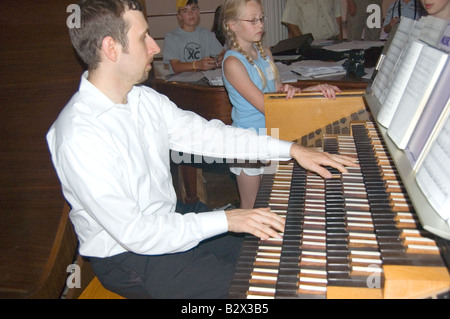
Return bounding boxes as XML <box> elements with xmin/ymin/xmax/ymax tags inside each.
<box><xmin>290</xmin><ymin>60</ymin><xmax>346</xmax><ymax>79</ymax></box>
<box><xmin>202</xmin><ymin>69</ymin><xmax>223</xmax><ymax>86</ymax></box>
<box><xmin>166</xmin><ymin>71</ymin><xmax>204</xmax><ymax>83</ymax></box>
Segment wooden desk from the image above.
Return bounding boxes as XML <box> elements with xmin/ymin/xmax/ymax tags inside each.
<box><xmin>155</xmin><ymin>79</ymin><xmax>233</xmax><ymax>125</ymax></box>
<box><xmin>154</xmin><ymin>77</ymin><xmax>368</xmax><ymax>204</ymax></box>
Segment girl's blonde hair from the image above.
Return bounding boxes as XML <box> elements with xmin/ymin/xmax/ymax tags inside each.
<box><xmin>222</xmin><ymin>0</ymin><xmax>280</xmax><ymax>88</ymax></box>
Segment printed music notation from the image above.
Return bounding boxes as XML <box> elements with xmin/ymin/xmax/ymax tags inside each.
<box><xmin>386</xmin><ymin>44</ymin><xmax>447</xmax><ymax>149</ymax></box>
<box><xmin>416</xmin><ymin>111</ymin><xmax>450</xmax><ymax>226</ymax></box>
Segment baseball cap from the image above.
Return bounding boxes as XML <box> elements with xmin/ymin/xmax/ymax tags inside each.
<box><xmin>176</xmin><ymin>0</ymin><xmax>198</xmax><ymax>10</ymax></box>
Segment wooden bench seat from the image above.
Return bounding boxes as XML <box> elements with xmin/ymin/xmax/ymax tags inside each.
<box><xmin>78</xmin><ymin>277</ymin><xmax>125</xmax><ymax>299</ymax></box>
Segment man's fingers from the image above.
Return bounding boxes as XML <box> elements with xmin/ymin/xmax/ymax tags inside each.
<box><xmin>226</xmin><ymin>208</ymin><xmax>285</xmax><ymax>240</ymax></box>
<box><xmin>291</xmin><ymin>144</ymin><xmax>359</xmax><ymax>179</ymax></box>
<box><xmin>251</xmin><ymin>209</ymin><xmax>285</xmax><ymax>238</ymax></box>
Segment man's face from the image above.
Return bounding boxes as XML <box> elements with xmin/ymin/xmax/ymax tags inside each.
<box><xmin>118</xmin><ymin>9</ymin><xmax>160</xmax><ymax>85</ymax></box>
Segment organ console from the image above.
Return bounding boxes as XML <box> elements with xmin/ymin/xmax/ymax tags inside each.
<box><xmin>228</xmin><ymin>91</ymin><xmax>450</xmax><ymax>299</ymax></box>
<box><xmin>155</xmin><ymin>78</ymin><xmax>368</xmax><ymax>204</ymax></box>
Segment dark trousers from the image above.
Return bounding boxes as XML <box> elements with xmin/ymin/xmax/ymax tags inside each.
<box><xmin>89</xmin><ymin>201</ymin><xmax>243</xmax><ymax>299</ymax></box>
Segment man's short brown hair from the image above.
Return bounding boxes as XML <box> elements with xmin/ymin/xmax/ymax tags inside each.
<box><xmin>69</xmin><ymin>0</ymin><xmax>143</xmax><ymax>70</ymax></box>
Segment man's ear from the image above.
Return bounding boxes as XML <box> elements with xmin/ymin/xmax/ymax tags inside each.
<box><xmin>101</xmin><ymin>36</ymin><xmax>119</xmax><ymax>62</ymax></box>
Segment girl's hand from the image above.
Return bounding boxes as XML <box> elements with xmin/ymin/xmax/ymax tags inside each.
<box><xmin>279</xmin><ymin>84</ymin><xmax>301</xmax><ymax>100</ymax></box>
<box><xmin>305</xmin><ymin>84</ymin><xmax>342</xmax><ymax>100</ymax></box>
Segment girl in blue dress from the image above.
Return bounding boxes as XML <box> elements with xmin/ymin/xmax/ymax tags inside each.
<box><xmin>222</xmin><ymin>0</ymin><xmax>341</xmax><ymax>208</ymax></box>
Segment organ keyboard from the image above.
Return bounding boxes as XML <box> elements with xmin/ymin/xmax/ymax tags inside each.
<box><xmin>228</xmin><ymin>92</ymin><xmax>450</xmax><ymax>299</ymax></box>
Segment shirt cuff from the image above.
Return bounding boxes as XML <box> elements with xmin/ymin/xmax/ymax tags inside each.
<box><xmin>198</xmin><ymin>210</ymin><xmax>229</xmax><ymax>239</ymax></box>
<box><xmin>268</xmin><ymin>139</ymin><xmax>294</xmax><ymax>160</ymax></box>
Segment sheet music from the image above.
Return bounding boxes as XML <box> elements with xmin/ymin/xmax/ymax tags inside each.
<box><xmin>377</xmin><ymin>41</ymin><xmax>424</xmax><ymax>127</ymax></box>
<box><xmin>387</xmin><ymin>46</ymin><xmax>448</xmax><ymax>149</ymax></box>
<box><xmin>415</xmin><ymin>112</ymin><xmax>450</xmax><ymax>225</ymax></box>
<box><xmin>371</xmin><ymin>18</ymin><xmax>416</xmax><ymax>101</ymax></box>
<box><xmin>419</xmin><ymin>16</ymin><xmax>448</xmax><ymax>47</ymax></box>
<box><xmin>405</xmin><ymin>60</ymin><xmax>450</xmax><ymax>168</ymax></box>
<box><xmin>438</xmin><ymin>22</ymin><xmax>450</xmax><ymax>53</ymax></box>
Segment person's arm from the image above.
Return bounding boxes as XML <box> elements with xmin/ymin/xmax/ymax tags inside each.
<box><xmin>282</xmin><ymin>0</ymin><xmax>302</xmax><ymax>39</ymax></box>
<box><xmin>56</xmin><ymin>133</ymin><xmax>227</xmax><ymax>255</ymax></box>
<box><xmin>223</xmin><ymin>54</ymin><xmax>266</xmax><ymax>113</ymax></box>
<box><xmin>214</xmin><ymin>49</ymin><xmax>226</xmax><ymax>66</ymax></box>
<box><xmin>164</xmin><ymin>91</ymin><xmax>357</xmax><ymax>239</ymax></box>
<box><xmin>333</xmin><ymin>0</ymin><xmax>343</xmax><ymax>40</ymax></box>
<box><xmin>285</xmin><ymin>22</ymin><xmax>302</xmax><ymax>38</ymax></box>
<box><xmin>266</xmin><ymin>48</ymin><xmax>341</xmax><ymax>100</ymax></box>
<box><xmin>169</xmin><ymin>49</ymin><xmax>225</xmax><ymax>73</ymax></box>
<box><xmin>347</xmin><ymin>0</ymin><xmax>357</xmax><ymax>16</ymax></box>
<box><xmin>384</xmin><ymin>16</ymin><xmax>399</xmax><ymax>33</ymax></box>
<box><xmin>225</xmin><ymin>141</ymin><xmax>358</xmax><ymax>239</ymax></box>
<box><xmin>290</xmin><ymin>143</ymin><xmax>357</xmax><ymax>179</ymax></box>
<box><xmin>383</xmin><ymin>3</ymin><xmax>398</xmax><ymax>33</ymax></box>
<box><xmin>170</xmin><ymin>57</ymin><xmax>218</xmax><ymax>74</ymax></box>
<box><xmin>222</xmin><ymin>48</ymin><xmax>311</xmax><ymax>112</ymax></box>
<box><xmin>303</xmin><ymin>84</ymin><xmax>341</xmax><ymax>99</ymax></box>
<box><xmin>226</xmin><ymin>207</ymin><xmax>285</xmax><ymax>240</ymax></box>
<box><xmin>336</xmin><ymin>16</ymin><xmax>343</xmax><ymax>40</ymax></box>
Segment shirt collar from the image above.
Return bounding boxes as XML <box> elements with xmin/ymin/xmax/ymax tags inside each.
<box><xmin>78</xmin><ymin>71</ymin><xmax>141</xmax><ymax>117</ymax></box>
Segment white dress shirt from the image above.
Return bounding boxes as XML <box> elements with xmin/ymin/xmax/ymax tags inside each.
<box><xmin>282</xmin><ymin>0</ymin><xmax>342</xmax><ymax>40</ymax></box>
<box><xmin>47</xmin><ymin>72</ymin><xmax>293</xmax><ymax>258</ymax></box>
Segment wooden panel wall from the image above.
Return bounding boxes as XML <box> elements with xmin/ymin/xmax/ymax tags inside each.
<box><xmin>0</xmin><ymin>0</ymin><xmax>85</xmax><ymax>298</ymax></box>
<box><xmin>0</xmin><ymin>0</ymin><xmax>145</xmax><ymax>299</ymax></box>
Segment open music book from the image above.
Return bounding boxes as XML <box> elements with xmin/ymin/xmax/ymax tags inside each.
<box><xmin>387</xmin><ymin>46</ymin><xmax>448</xmax><ymax>149</ymax></box>
<box><xmin>415</xmin><ymin>108</ymin><xmax>450</xmax><ymax>226</ymax></box>
<box><xmin>371</xmin><ymin>16</ymin><xmax>448</xmax><ymax>104</ymax></box>
<box><xmin>405</xmin><ymin>59</ymin><xmax>450</xmax><ymax>169</ymax></box>
<box><xmin>377</xmin><ymin>40</ymin><xmax>424</xmax><ymax>128</ymax></box>
<box><xmin>366</xmin><ymin>15</ymin><xmax>450</xmax><ymax>239</ymax></box>
<box><xmin>371</xmin><ymin>18</ymin><xmax>419</xmax><ymax>103</ymax></box>
<box><xmin>420</xmin><ymin>16</ymin><xmax>449</xmax><ymax>47</ymax></box>
<box><xmin>437</xmin><ymin>22</ymin><xmax>450</xmax><ymax>53</ymax></box>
